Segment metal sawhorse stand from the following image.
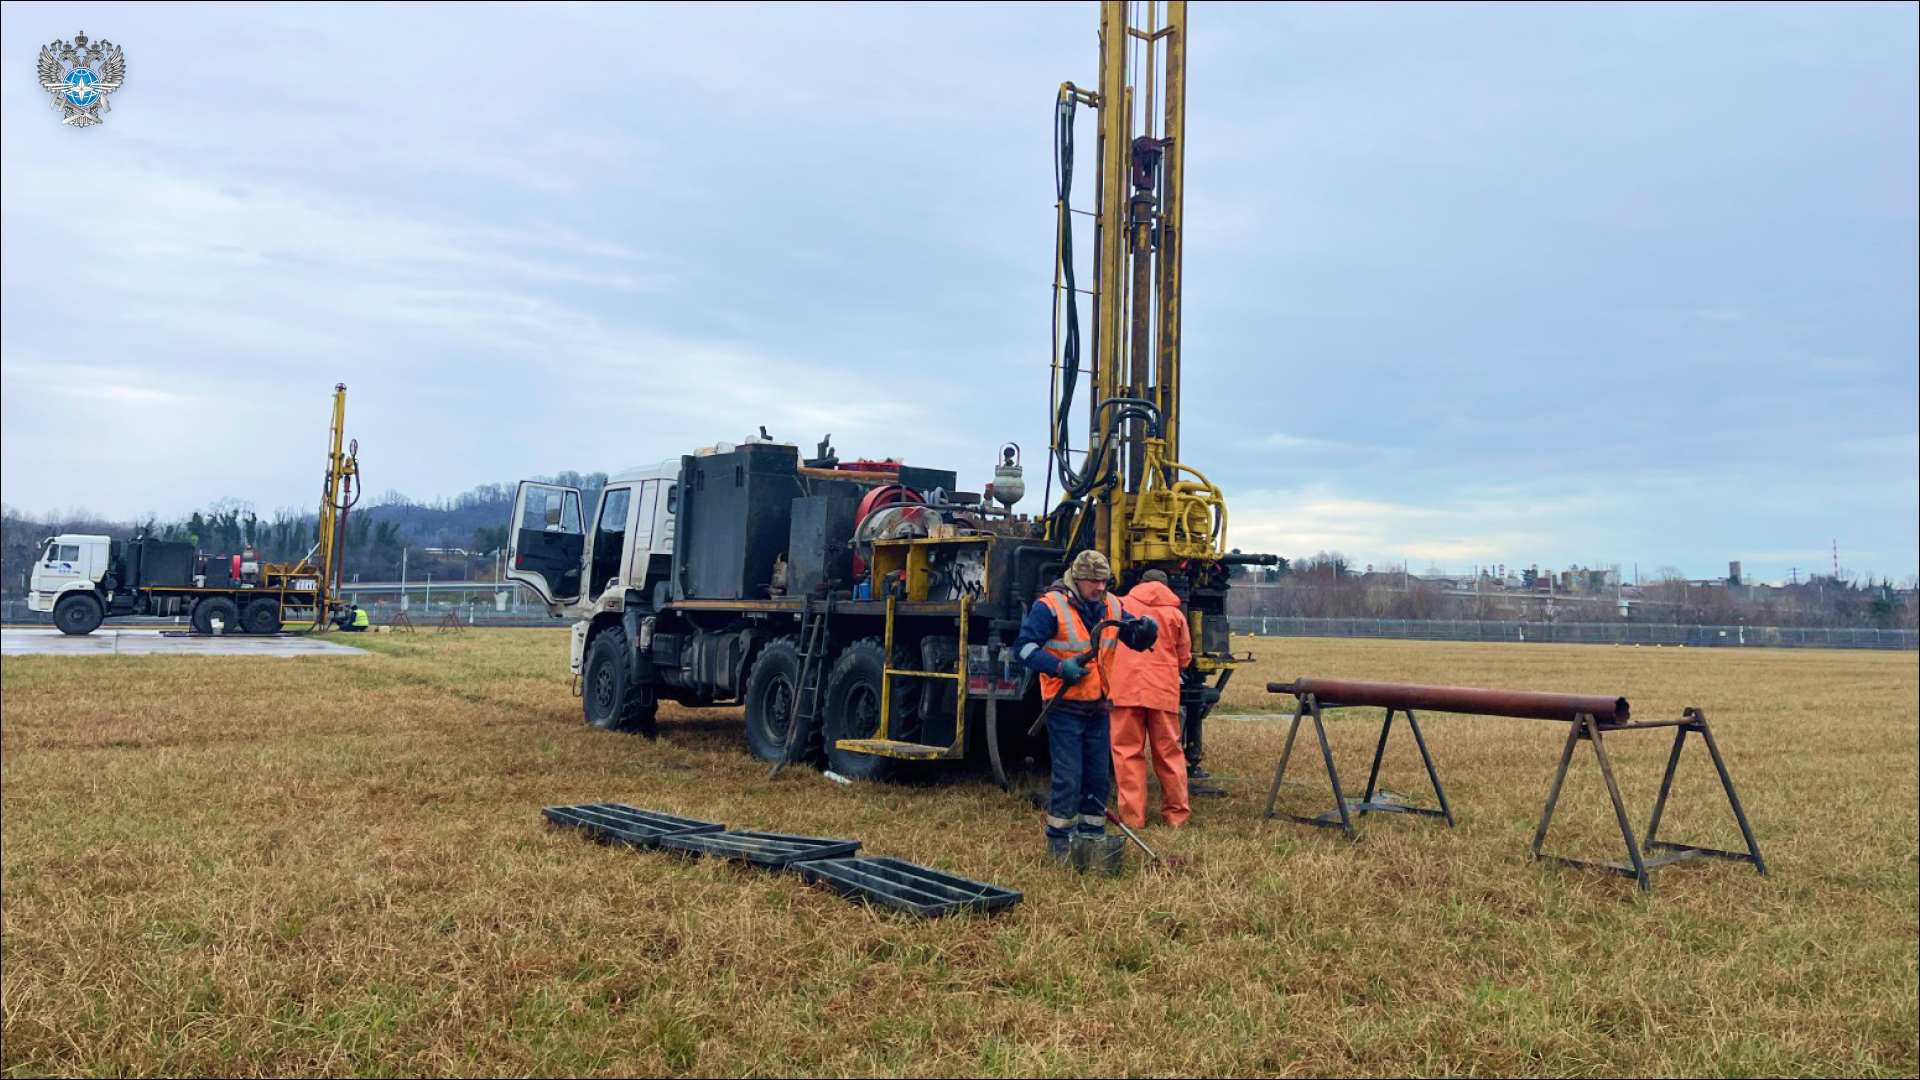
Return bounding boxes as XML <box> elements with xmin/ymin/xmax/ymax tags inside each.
<box><xmin>1263</xmin><ymin>679</ymin><xmax>1769</xmax><ymax>890</ymax></box>
<box><xmin>1533</xmin><ymin>707</ymin><xmax>1768</xmax><ymax>890</ymax></box>
<box><xmin>1262</xmin><ymin>692</ymin><xmax>1456</xmax><ymax>839</ymax></box>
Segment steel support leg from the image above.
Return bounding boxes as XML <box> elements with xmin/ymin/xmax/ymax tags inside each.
<box><xmin>1405</xmin><ymin>709</ymin><xmax>1456</xmax><ymax>827</ymax></box>
<box><xmin>1588</xmin><ymin>718</ymin><xmax>1651</xmax><ymax>889</ymax></box>
<box><xmin>1263</xmin><ymin>697</ymin><xmax>1309</xmax><ymax>820</ymax></box>
<box><xmin>1642</xmin><ymin>725</ymin><xmax>1689</xmax><ymax>852</ymax></box>
<box><xmin>1312</xmin><ymin>705</ymin><xmax>1356</xmax><ymax>838</ymax></box>
<box><xmin>1263</xmin><ymin>696</ymin><xmax>1355</xmax><ymax>838</ymax></box>
<box><xmin>1360</xmin><ymin>708</ymin><xmax>1395</xmax><ymax>809</ymax></box>
<box><xmin>1694</xmin><ymin>711</ymin><xmax>1767</xmax><ymax>875</ymax></box>
<box><xmin>1642</xmin><ymin>709</ymin><xmax>1768</xmax><ymax>876</ymax></box>
<box><xmin>1531</xmin><ymin>714</ymin><xmax>1584</xmax><ymax>860</ymax></box>
<box><xmin>1535</xmin><ymin>714</ymin><xmax>1649</xmax><ymax>889</ymax></box>
<box><xmin>1353</xmin><ymin>707</ymin><xmax>1454</xmax><ymax>826</ymax></box>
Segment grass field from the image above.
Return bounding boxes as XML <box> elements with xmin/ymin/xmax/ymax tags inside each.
<box><xmin>2</xmin><ymin>630</ymin><xmax>1914</xmax><ymax>1078</ymax></box>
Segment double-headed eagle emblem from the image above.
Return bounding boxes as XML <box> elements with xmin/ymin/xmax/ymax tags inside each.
<box><xmin>38</xmin><ymin>31</ymin><xmax>126</xmax><ymax>128</ymax></box>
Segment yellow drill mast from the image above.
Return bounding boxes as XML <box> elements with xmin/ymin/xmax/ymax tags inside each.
<box><xmin>1050</xmin><ymin>0</ymin><xmax>1227</xmax><ymax>579</ymax></box>
<box><xmin>313</xmin><ymin>383</ymin><xmax>360</xmax><ymax>628</ymax></box>
<box><xmin>1050</xmin><ymin>2</ymin><xmax>1267</xmax><ymax>762</ymax></box>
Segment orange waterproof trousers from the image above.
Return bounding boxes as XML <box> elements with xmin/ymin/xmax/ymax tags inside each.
<box><xmin>1110</xmin><ymin>705</ymin><xmax>1190</xmax><ymax>828</ymax></box>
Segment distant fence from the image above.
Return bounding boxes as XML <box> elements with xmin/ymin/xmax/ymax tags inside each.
<box><xmin>1</xmin><ymin>599</ymin><xmax>558</xmax><ymax>630</ymax></box>
<box><xmin>9</xmin><ymin>600</ymin><xmax>1912</xmax><ymax>649</ymax></box>
<box><xmin>1228</xmin><ymin>617</ymin><xmax>1918</xmax><ymax>651</ymax></box>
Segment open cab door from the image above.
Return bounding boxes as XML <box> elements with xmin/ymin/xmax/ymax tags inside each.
<box><xmin>508</xmin><ymin>481</ymin><xmax>585</xmax><ymax>613</ymax></box>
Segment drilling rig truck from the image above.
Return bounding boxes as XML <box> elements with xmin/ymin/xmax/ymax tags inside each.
<box><xmin>506</xmin><ymin>1</ymin><xmax>1271</xmax><ymax>784</ymax></box>
<box><xmin>28</xmin><ymin>385</ymin><xmax>363</xmax><ymax>636</ymax></box>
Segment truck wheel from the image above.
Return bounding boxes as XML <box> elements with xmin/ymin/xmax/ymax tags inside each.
<box><xmin>193</xmin><ymin>598</ymin><xmax>239</xmax><ymax>635</ymax></box>
<box><xmin>822</xmin><ymin>639</ymin><xmax>902</xmax><ymax>782</ymax></box>
<box><xmin>242</xmin><ymin>599</ymin><xmax>281</xmax><ymax>635</ymax></box>
<box><xmin>53</xmin><ymin>594</ymin><xmax>104</xmax><ymax>636</ymax></box>
<box><xmin>744</xmin><ymin>637</ymin><xmax>822</xmax><ymax>765</ymax></box>
<box><xmin>583</xmin><ymin>629</ymin><xmax>657</xmax><ymax>736</ymax></box>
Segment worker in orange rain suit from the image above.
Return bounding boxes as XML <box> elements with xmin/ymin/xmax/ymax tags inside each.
<box><xmin>1107</xmin><ymin>568</ymin><xmax>1192</xmax><ymax>828</ymax></box>
<box><xmin>1014</xmin><ymin>549</ymin><xmax>1160</xmax><ymax>862</ymax></box>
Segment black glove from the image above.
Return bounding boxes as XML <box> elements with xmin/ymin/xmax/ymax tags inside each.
<box><xmin>1120</xmin><ymin>615</ymin><xmax>1159</xmax><ymax>651</ymax></box>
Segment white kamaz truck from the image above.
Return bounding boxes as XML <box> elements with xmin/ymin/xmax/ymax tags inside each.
<box><xmin>508</xmin><ymin>459</ymin><xmax>681</xmax><ymax>723</ymax></box>
<box><xmin>28</xmin><ymin>533</ymin><xmax>324</xmax><ymax>636</ymax></box>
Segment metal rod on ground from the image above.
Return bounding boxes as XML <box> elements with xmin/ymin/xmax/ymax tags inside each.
<box><xmin>1090</xmin><ymin>795</ymin><xmax>1159</xmax><ymax>860</ymax></box>
<box><xmin>1091</xmin><ymin>797</ymin><xmax>1188</xmax><ymax>871</ymax></box>
<box><xmin>1103</xmin><ymin>806</ymin><xmax>1159</xmax><ymax>863</ymax></box>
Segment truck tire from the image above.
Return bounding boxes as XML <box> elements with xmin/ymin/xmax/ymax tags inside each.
<box><xmin>822</xmin><ymin>638</ymin><xmax>903</xmax><ymax>782</ymax></box>
<box><xmin>53</xmin><ymin>593</ymin><xmax>103</xmax><ymax>636</ymax></box>
<box><xmin>242</xmin><ymin>599</ymin><xmax>281</xmax><ymax>635</ymax></box>
<box><xmin>583</xmin><ymin>628</ymin><xmax>657</xmax><ymax>736</ymax></box>
<box><xmin>743</xmin><ymin>637</ymin><xmax>822</xmax><ymax>765</ymax></box>
<box><xmin>192</xmin><ymin>597</ymin><xmax>239</xmax><ymax>635</ymax></box>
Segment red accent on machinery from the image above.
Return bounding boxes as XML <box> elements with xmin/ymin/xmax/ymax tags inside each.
<box><xmin>231</xmin><ymin>555</ymin><xmax>243</xmax><ymax>582</ymax></box>
<box><xmin>1268</xmin><ymin>678</ymin><xmax>1629</xmax><ymax>723</ymax></box>
<box><xmin>854</xmin><ymin>483</ymin><xmax>922</xmax><ymax>522</ymax></box>
<box><xmin>849</xmin><ymin>484</ymin><xmax>927</xmax><ymax>578</ymax></box>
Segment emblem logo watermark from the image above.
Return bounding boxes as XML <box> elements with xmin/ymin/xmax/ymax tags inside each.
<box><xmin>37</xmin><ymin>31</ymin><xmax>126</xmax><ymax>128</ymax></box>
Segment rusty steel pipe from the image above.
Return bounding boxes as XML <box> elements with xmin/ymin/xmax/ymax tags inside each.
<box><xmin>1268</xmin><ymin>678</ymin><xmax>1629</xmax><ymax>723</ymax></box>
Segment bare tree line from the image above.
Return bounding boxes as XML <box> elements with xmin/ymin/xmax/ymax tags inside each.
<box><xmin>1229</xmin><ymin>553</ymin><xmax>1917</xmax><ymax>630</ymax></box>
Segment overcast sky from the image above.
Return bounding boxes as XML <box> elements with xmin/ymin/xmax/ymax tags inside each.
<box><xmin>3</xmin><ymin>2</ymin><xmax>1914</xmax><ymax>584</ymax></box>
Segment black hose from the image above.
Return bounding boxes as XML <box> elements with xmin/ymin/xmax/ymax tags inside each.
<box><xmin>1049</xmin><ymin>91</ymin><xmax>1168</xmax><ymax>544</ymax></box>
<box><xmin>1052</xmin><ymin>92</ymin><xmax>1169</xmax><ymax>507</ymax></box>
<box><xmin>1053</xmin><ymin>90</ymin><xmax>1097</xmax><ymax>500</ymax></box>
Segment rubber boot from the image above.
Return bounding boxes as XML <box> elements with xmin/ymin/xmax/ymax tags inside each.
<box><xmin>1047</xmin><ymin>834</ymin><xmax>1070</xmax><ymax>866</ymax></box>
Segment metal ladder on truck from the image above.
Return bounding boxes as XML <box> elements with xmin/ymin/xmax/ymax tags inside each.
<box><xmin>834</xmin><ymin>595</ymin><xmax>974</xmax><ymax>762</ymax></box>
<box><xmin>768</xmin><ymin>596</ymin><xmax>832</xmax><ymax>779</ymax></box>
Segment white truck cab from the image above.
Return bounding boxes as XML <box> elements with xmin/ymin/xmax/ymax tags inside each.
<box><xmin>507</xmin><ymin>460</ymin><xmax>680</xmax><ymax>674</ymax></box>
<box><xmin>27</xmin><ymin>534</ymin><xmax>112</xmax><ymax>614</ymax></box>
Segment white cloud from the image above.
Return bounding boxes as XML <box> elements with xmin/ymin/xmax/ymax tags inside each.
<box><xmin>1258</xmin><ymin>432</ymin><xmax>1343</xmax><ymax>450</ymax></box>
<box><xmin>1226</xmin><ymin>487</ymin><xmax>1564</xmax><ymax>567</ymax></box>
<box><xmin>1</xmin><ymin>2</ymin><xmax>1913</xmax><ymax>586</ymax></box>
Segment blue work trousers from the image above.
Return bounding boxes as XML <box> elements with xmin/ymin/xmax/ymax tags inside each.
<box><xmin>1045</xmin><ymin>701</ymin><xmax>1111</xmax><ymax>839</ymax></box>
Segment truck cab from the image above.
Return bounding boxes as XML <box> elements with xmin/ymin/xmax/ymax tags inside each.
<box><xmin>27</xmin><ymin>534</ymin><xmax>113</xmax><ymax>619</ymax></box>
<box><xmin>507</xmin><ymin>460</ymin><xmax>680</xmax><ymax>672</ymax></box>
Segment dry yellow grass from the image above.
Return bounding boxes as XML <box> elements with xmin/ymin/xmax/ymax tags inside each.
<box><xmin>2</xmin><ymin>630</ymin><xmax>1914</xmax><ymax>1078</ymax></box>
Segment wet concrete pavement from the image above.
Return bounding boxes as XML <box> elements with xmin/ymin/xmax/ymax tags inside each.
<box><xmin>1</xmin><ymin>628</ymin><xmax>369</xmax><ymax>658</ymax></box>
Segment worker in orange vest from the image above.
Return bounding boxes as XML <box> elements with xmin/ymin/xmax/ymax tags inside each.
<box><xmin>1014</xmin><ymin>549</ymin><xmax>1159</xmax><ymax>862</ymax></box>
<box><xmin>1108</xmin><ymin>569</ymin><xmax>1192</xmax><ymax>828</ymax></box>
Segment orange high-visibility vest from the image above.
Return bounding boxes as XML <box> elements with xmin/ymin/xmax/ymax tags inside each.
<box><xmin>1037</xmin><ymin>590</ymin><xmax>1123</xmax><ymax>703</ymax></box>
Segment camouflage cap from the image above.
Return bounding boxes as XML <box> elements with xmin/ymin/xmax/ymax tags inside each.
<box><xmin>1068</xmin><ymin>549</ymin><xmax>1112</xmax><ymax>581</ymax></box>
